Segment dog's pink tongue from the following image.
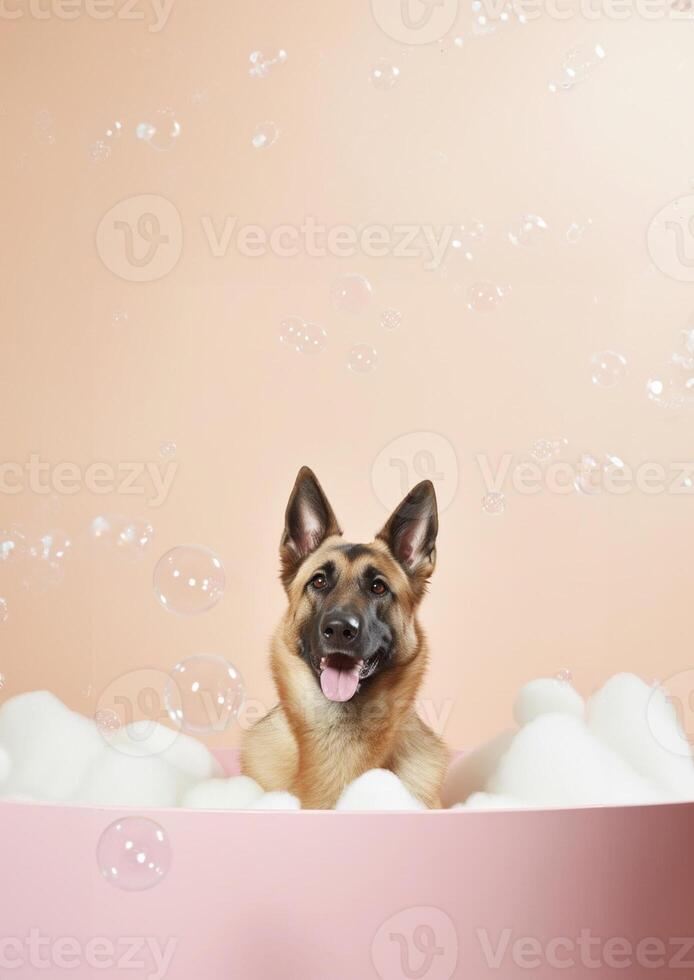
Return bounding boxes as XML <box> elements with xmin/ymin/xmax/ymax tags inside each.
<box><xmin>320</xmin><ymin>663</ymin><xmax>361</xmax><ymax>702</ymax></box>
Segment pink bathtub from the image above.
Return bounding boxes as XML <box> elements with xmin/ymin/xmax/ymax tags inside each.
<box><xmin>1</xmin><ymin>750</ymin><xmax>693</xmax><ymax>979</ymax></box>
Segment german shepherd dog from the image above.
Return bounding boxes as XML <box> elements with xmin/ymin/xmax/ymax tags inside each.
<box><xmin>241</xmin><ymin>467</ymin><xmax>448</xmax><ymax>809</ymax></box>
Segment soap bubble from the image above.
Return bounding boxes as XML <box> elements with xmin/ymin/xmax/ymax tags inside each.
<box><xmin>98</xmin><ymin>817</ymin><xmax>171</xmax><ymax>891</ymax></box>
<box><xmin>30</xmin><ymin>529</ymin><xmax>72</xmax><ymax>563</ymax></box>
<box><xmin>566</xmin><ymin>219</ymin><xmax>593</xmax><ymax>244</ymax></box>
<box><xmin>574</xmin><ymin>454</ymin><xmax>602</xmax><ymax>495</ymax></box>
<box><xmin>508</xmin><ymin>214</ymin><xmax>548</xmax><ymax>247</ymax></box>
<box><xmin>153</xmin><ymin>545</ymin><xmax>225</xmax><ymax>615</ymax></box>
<box><xmin>165</xmin><ymin>654</ymin><xmax>244</xmax><ymax>734</ymax></box>
<box><xmin>370</xmin><ymin>59</ymin><xmax>400</xmax><ymax>90</ymax></box>
<box><xmin>556</xmin><ymin>668</ymin><xmax>573</xmax><ymax>683</ymax></box>
<box><xmin>0</xmin><ymin>527</ymin><xmax>28</xmax><ymax>565</ymax></box>
<box><xmin>482</xmin><ymin>492</ymin><xmax>506</xmax><ymax>515</ymax></box>
<box><xmin>573</xmin><ymin>453</ymin><xmax>628</xmax><ymax>495</ymax></box>
<box><xmin>251</xmin><ymin>120</ymin><xmax>279</xmax><ymax>148</ymax></box>
<box><xmin>0</xmin><ymin>598</ymin><xmax>7</xmax><ymax>624</ymax></box>
<box><xmin>347</xmin><ymin>344</ymin><xmax>378</xmax><ymax>374</ymax></box>
<box><xmin>449</xmin><ymin>220</ymin><xmax>486</xmax><ymax>263</ymax></box>
<box><xmin>105</xmin><ymin>120</ymin><xmax>123</xmax><ymax>140</ymax></box>
<box><xmin>591</xmin><ymin>350</ymin><xmax>627</xmax><ymax>388</ymax></box>
<box><xmin>381</xmin><ymin>308</ymin><xmax>402</xmax><ymax>331</ymax></box>
<box><xmin>279</xmin><ymin>316</ymin><xmax>327</xmax><ymax>355</ymax></box>
<box><xmin>672</xmin><ymin>327</ymin><xmax>694</xmax><ymax>370</ymax></box>
<box><xmin>89</xmin><ymin>140</ymin><xmax>111</xmax><ymax>163</ymax></box>
<box><xmin>136</xmin><ymin>110</ymin><xmax>181</xmax><ymax>151</ymax></box>
<box><xmin>159</xmin><ymin>441</ymin><xmax>177</xmax><ymax>458</ymax></box>
<box><xmin>549</xmin><ymin>43</ymin><xmax>606</xmax><ymax>92</ymax></box>
<box><xmin>530</xmin><ymin>439</ymin><xmax>558</xmax><ymax>463</ymax></box>
<box><xmin>89</xmin><ymin>516</ymin><xmax>154</xmax><ymax>561</ymax></box>
<box><xmin>332</xmin><ymin>274</ymin><xmax>373</xmax><ymax>314</ymax></box>
<box><xmin>467</xmin><ymin>281</ymin><xmax>509</xmax><ymax>312</ymax></box>
<box><xmin>94</xmin><ymin>708</ymin><xmax>121</xmax><ymax>740</ymax></box>
<box><xmin>112</xmin><ymin>309</ymin><xmax>129</xmax><ymax>324</ymax></box>
<box><xmin>646</xmin><ymin>371</ymin><xmax>691</xmax><ymax>409</ymax></box>
<box><xmin>248</xmin><ymin>48</ymin><xmax>287</xmax><ymax>78</ymax></box>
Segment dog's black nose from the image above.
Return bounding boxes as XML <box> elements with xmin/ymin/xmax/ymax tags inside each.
<box><xmin>321</xmin><ymin>610</ymin><xmax>361</xmax><ymax>645</ymax></box>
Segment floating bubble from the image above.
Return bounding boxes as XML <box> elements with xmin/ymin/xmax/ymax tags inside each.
<box><xmin>556</xmin><ymin>668</ymin><xmax>573</xmax><ymax>683</ymax></box>
<box><xmin>348</xmin><ymin>344</ymin><xmax>378</xmax><ymax>374</ymax></box>
<box><xmin>136</xmin><ymin>110</ymin><xmax>181</xmax><ymax>151</ymax></box>
<box><xmin>472</xmin><ymin>0</ymin><xmax>527</xmax><ymax>34</ymax></box>
<box><xmin>105</xmin><ymin>120</ymin><xmax>123</xmax><ymax>140</ymax></box>
<box><xmin>574</xmin><ymin>454</ymin><xmax>602</xmax><ymax>495</ymax></box>
<box><xmin>97</xmin><ymin>817</ymin><xmax>171</xmax><ymax>891</ymax></box>
<box><xmin>30</xmin><ymin>529</ymin><xmax>72</xmax><ymax>563</ymax></box>
<box><xmin>94</xmin><ymin>708</ymin><xmax>121</xmax><ymax>740</ymax></box>
<box><xmin>591</xmin><ymin>350</ymin><xmax>627</xmax><ymax>388</ymax></box>
<box><xmin>153</xmin><ymin>545</ymin><xmax>225</xmax><ymax>615</ymax></box>
<box><xmin>332</xmin><ymin>274</ymin><xmax>373</xmax><ymax>315</ymax></box>
<box><xmin>566</xmin><ymin>219</ymin><xmax>593</xmax><ymax>244</ymax></box>
<box><xmin>381</xmin><ymin>308</ymin><xmax>402</xmax><ymax>331</ymax></box>
<box><xmin>0</xmin><ymin>598</ymin><xmax>7</xmax><ymax>625</ymax></box>
<box><xmin>370</xmin><ymin>58</ymin><xmax>400</xmax><ymax>90</ymax></box>
<box><xmin>0</xmin><ymin>527</ymin><xmax>28</xmax><ymax>565</ymax></box>
<box><xmin>573</xmin><ymin>453</ymin><xmax>628</xmax><ymax>495</ymax></box>
<box><xmin>165</xmin><ymin>654</ymin><xmax>244</xmax><ymax>734</ymax></box>
<box><xmin>449</xmin><ymin>220</ymin><xmax>486</xmax><ymax>262</ymax></box>
<box><xmin>89</xmin><ymin>140</ymin><xmax>111</xmax><ymax>163</ymax></box>
<box><xmin>549</xmin><ymin>43</ymin><xmax>606</xmax><ymax>92</ymax></box>
<box><xmin>279</xmin><ymin>316</ymin><xmax>327</xmax><ymax>355</ymax></box>
<box><xmin>248</xmin><ymin>48</ymin><xmax>288</xmax><ymax>78</ymax></box>
<box><xmin>0</xmin><ymin>672</ymin><xmax>5</xmax><ymax>689</ymax></box>
<box><xmin>251</xmin><ymin>120</ymin><xmax>279</xmax><ymax>149</ymax></box>
<box><xmin>159</xmin><ymin>441</ymin><xmax>177</xmax><ymax>458</ymax></box>
<box><xmin>467</xmin><ymin>281</ymin><xmax>509</xmax><ymax>313</ymax></box>
<box><xmin>482</xmin><ymin>492</ymin><xmax>506</xmax><ymax>515</ymax></box>
<box><xmin>530</xmin><ymin>439</ymin><xmax>556</xmax><ymax>463</ymax></box>
<box><xmin>508</xmin><ymin>214</ymin><xmax>548</xmax><ymax>247</ymax></box>
<box><xmin>672</xmin><ymin>327</ymin><xmax>694</xmax><ymax>370</ymax></box>
<box><xmin>89</xmin><ymin>516</ymin><xmax>154</xmax><ymax>561</ymax></box>
<box><xmin>646</xmin><ymin>375</ymin><xmax>687</xmax><ymax>409</ymax></box>
<box><xmin>112</xmin><ymin>309</ymin><xmax>129</xmax><ymax>324</ymax></box>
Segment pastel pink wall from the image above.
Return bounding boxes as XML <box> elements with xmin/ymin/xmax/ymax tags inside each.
<box><xmin>1</xmin><ymin>0</ymin><xmax>692</xmax><ymax>749</ymax></box>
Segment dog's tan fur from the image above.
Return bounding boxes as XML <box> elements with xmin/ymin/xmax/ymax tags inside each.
<box><xmin>241</xmin><ymin>472</ymin><xmax>448</xmax><ymax>809</ymax></box>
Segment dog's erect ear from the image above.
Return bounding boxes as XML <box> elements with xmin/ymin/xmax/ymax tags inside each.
<box><xmin>280</xmin><ymin>467</ymin><xmax>342</xmax><ymax>583</ymax></box>
<box><xmin>377</xmin><ymin>480</ymin><xmax>438</xmax><ymax>579</ymax></box>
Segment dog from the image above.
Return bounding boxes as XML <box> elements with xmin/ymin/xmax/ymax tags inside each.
<box><xmin>241</xmin><ymin>466</ymin><xmax>448</xmax><ymax>809</ymax></box>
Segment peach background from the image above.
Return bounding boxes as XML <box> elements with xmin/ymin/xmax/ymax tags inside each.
<box><xmin>0</xmin><ymin>0</ymin><xmax>692</xmax><ymax>750</ymax></box>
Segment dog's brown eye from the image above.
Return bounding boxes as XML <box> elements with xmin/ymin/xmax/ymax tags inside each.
<box><xmin>371</xmin><ymin>579</ymin><xmax>388</xmax><ymax>596</ymax></box>
<box><xmin>311</xmin><ymin>572</ymin><xmax>327</xmax><ymax>590</ymax></box>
